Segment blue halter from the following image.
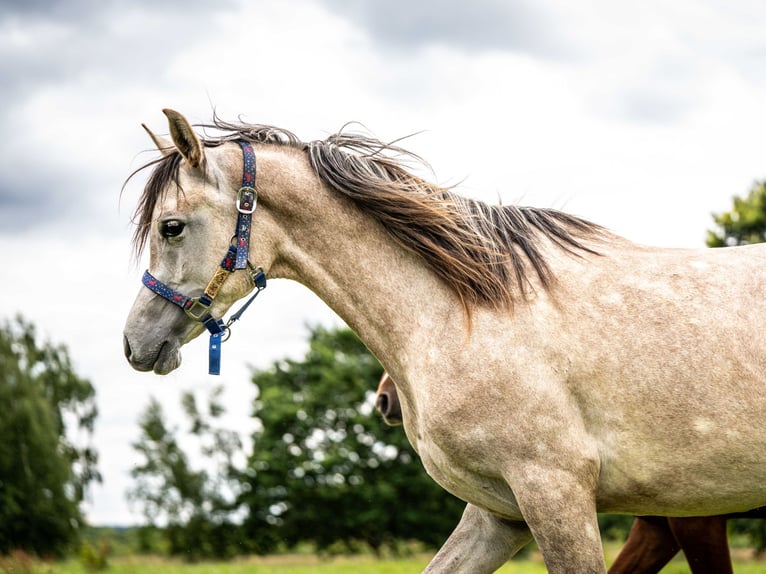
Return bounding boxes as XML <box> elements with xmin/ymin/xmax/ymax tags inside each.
<box><xmin>141</xmin><ymin>141</ymin><xmax>266</xmax><ymax>374</ymax></box>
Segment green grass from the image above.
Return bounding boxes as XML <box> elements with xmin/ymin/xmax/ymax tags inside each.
<box><xmin>10</xmin><ymin>544</ymin><xmax>766</xmax><ymax>573</ymax></box>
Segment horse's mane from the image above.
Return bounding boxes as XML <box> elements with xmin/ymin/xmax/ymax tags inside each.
<box><xmin>128</xmin><ymin>117</ymin><xmax>606</xmax><ymax>312</ymax></box>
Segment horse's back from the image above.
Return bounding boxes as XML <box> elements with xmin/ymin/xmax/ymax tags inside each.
<box><xmin>558</xmin><ymin>242</ymin><xmax>766</xmax><ymax>514</ymax></box>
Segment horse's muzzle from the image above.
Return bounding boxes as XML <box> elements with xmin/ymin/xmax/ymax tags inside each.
<box><xmin>123</xmin><ymin>334</ymin><xmax>181</xmax><ymax>374</ymax></box>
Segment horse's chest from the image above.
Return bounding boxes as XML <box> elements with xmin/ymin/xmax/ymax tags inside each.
<box><xmin>415</xmin><ymin>432</ymin><xmax>523</xmax><ymax>520</ymax></box>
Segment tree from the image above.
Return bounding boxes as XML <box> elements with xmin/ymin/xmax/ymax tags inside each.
<box><xmin>0</xmin><ymin>316</ymin><xmax>99</xmax><ymax>557</ymax></box>
<box><xmin>707</xmin><ymin>180</ymin><xmax>766</xmax><ymax>247</ymax></box>
<box><xmin>240</xmin><ymin>325</ymin><xmax>465</xmax><ymax>555</ymax></box>
<box><xmin>128</xmin><ymin>386</ymin><xmax>245</xmax><ymax>559</ymax></box>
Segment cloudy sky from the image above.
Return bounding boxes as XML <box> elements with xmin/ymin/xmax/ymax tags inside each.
<box><xmin>3</xmin><ymin>0</ymin><xmax>766</xmax><ymax>526</ymax></box>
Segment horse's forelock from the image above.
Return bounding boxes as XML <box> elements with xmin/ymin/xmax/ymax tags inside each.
<box><xmin>125</xmin><ymin>152</ymin><xmax>183</xmax><ymax>259</ymax></box>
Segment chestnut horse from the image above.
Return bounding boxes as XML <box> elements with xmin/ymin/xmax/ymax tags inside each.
<box><xmin>124</xmin><ymin>110</ymin><xmax>766</xmax><ymax>573</ymax></box>
<box><xmin>376</xmin><ymin>372</ymin><xmax>763</xmax><ymax>573</ymax></box>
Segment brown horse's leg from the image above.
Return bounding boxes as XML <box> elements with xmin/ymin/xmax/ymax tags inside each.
<box><xmin>668</xmin><ymin>516</ymin><xmax>732</xmax><ymax>574</ymax></box>
<box><xmin>608</xmin><ymin>517</ymin><xmax>680</xmax><ymax>574</ymax></box>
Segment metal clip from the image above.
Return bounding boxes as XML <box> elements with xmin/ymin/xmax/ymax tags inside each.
<box><xmin>249</xmin><ymin>264</ymin><xmax>267</xmax><ymax>289</ymax></box>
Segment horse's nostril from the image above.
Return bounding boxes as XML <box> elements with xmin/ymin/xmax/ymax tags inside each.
<box><xmin>377</xmin><ymin>393</ymin><xmax>390</xmax><ymax>416</ymax></box>
<box><xmin>123</xmin><ymin>335</ymin><xmax>132</xmax><ymax>360</ymax></box>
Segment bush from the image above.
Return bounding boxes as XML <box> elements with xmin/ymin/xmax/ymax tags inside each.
<box><xmin>79</xmin><ymin>540</ymin><xmax>109</xmax><ymax>572</ymax></box>
<box><xmin>0</xmin><ymin>550</ymin><xmax>34</xmax><ymax>574</ymax></box>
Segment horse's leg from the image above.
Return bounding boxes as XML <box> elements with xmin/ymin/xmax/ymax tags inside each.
<box><xmin>668</xmin><ymin>516</ymin><xmax>732</xmax><ymax>574</ymax></box>
<box><xmin>423</xmin><ymin>503</ymin><xmax>532</xmax><ymax>574</ymax></box>
<box><xmin>512</xmin><ymin>466</ymin><xmax>606</xmax><ymax>573</ymax></box>
<box><xmin>608</xmin><ymin>517</ymin><xmax>680</xmax><ymax>574</ymax></box>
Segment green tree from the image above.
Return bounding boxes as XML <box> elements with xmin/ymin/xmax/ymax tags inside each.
<box><xmin>0</xmin><ymin>316</ymin><xmax>99</xmax><ymax>557</ymax></box>
<box><xmin>240</xmin><ymin>326</ymin><xmax>465</xmax><ymax>555</ymax></box>
<box><xmin>707</xmin><ymin>180</ymin><xmax>766</xmax><ymax>247</ymax></box>
<box><xmin>128</xmin><ymin>387</ymin><xmax>245</xmax><ymax>559</ymax></box>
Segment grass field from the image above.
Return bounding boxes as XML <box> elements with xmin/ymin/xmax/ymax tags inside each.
<box><xmin>11</xmin><ymin>543</ymin><xmax>766</xmax><ymax>574</ymax></box>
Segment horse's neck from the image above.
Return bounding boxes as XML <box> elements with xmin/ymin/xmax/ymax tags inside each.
<box><xmin>283</xmin><ymin>198</ymin><xmax>457</xmax><ymax>376</ymax></box>
<box><xmin>261</xmin><ymin>147</ymin><xmax>458</xmax><ymax>382</ymax></box>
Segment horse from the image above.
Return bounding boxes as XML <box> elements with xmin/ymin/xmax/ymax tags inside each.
<box><xmin>374</xmin><ymin>371</ymin><xmax>747</xmax><ymax>573</ymax></box>
<box><xmin>123</xmin><ymin>109</ymin><xmax>766</xmax><ymax>573</ymax></box>
<box><xmin>611</xmin><ymin>516</ymin><xmax>731</xmax><ymax>574</ymax></box>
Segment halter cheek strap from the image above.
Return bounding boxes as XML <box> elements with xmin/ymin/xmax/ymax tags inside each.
<box><xmin>141</xmin><ymin>245</ymin><xmax>238</xmax><ymax>335</ymax></box>
<box><xmin>141</xmin><ymin>141</ymin><xmax>266</xmax><ymax>375</ymax></box>
<box><xmin>235</xmin><ymin>142</ymin><xmax>257</xmax><ymax>269</ymax></box>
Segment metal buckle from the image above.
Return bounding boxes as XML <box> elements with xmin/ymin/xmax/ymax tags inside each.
<box><xmin>248</xmin><ymin>264</ymin><xmax>267</xmax><ymax>288</ymax></box>
<box><xmin>185</xmin><ymin>298</ymin><xmax>212</xmax><ymax>321</ymax></box>
<box><xmin>236</xmin><ymin>187</ymin><xmax>257</xmax><ymax>214</ymax></box>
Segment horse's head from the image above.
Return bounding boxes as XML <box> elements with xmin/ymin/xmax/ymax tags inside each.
<box><xmin>123</xmin><ymin>110</ymin><xmax>275</xmax><ymax>374</ymax></box>
<box><xmin>375</xmin><ymin>372</ymin><xmax>403</xmax><ymax>426</ymax></box>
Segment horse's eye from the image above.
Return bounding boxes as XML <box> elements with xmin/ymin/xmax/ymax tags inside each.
<box><xmin>160</xmin><ymin>220</ymin><xmax>185</xmax><ymax>238</ymax></box>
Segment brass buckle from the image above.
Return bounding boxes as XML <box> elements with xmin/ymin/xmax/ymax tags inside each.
<box><xmin>185</xmin><ymin>298</ymin><xmax>212</xmax><ymax>321</ymax></box>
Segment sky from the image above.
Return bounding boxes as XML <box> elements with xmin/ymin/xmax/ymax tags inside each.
<box><xmin>2</xmin><ymin>0</ymin><xmax>766</xmax><ymax>526</ymax></box>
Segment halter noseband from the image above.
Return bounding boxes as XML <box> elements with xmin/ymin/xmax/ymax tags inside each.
<box><xmin>141</xmin><ymin>141</ymin><xmax>266</xmax><ymax>375</ymax></box>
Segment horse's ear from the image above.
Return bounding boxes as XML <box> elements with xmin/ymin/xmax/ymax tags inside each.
<box><xmin>141</xmin><ymin>123</ymin><xmax>174</xmax><ymax>156</ymax></box>
<box><xmin>162</xmin><ymin>109</ymin><xmax>204</xmax><ymax>168</ymax></box>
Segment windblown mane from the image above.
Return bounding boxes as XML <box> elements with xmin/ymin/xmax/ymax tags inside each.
<box><xmin>128</xmin><ymin>118</ymin><xmax>606</xmax><ymax>312</ymax></box>
<box><xmin>305</xmin><ymin>134</ymin><xmax>605</xmax><ymax>312</ymax></box>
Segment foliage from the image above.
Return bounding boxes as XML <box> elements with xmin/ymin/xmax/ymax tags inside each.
<box><xmin>240</xmin><ymin>326</ymin><xmax>465</xmax><ymax>555</ymax></box>
<box><xmin>732</xmin><ymin>518</ymin><xmax>766</xmax><ymax>555</ymax></box>
<box><xmin>707</xmin><ymin>180</ymin><xmax>766</xmax><ymax>247</ymax></box>
<box><xmin>0</xmin><ymin>316</ymin><xmax>99</xmax><ymax>557</ymax></box>
<box><xmin>78</xmin><ymin>540</ymin><xmax>109</xmax><ymax>572</ymax></box>
<box><xmin>597</xmin><ymin>514</ymin><xmax>633</xmax><ymax>542</ymax></box>
<box><xmin>0</xmin><ymin>550</ymin><xmax>34</xmax><ymax>574</ymax></box>
<box><xmin>80</xmin><ymin>527</ymin><xmax>139</xmax><ymax>558</ymax></box>
<box><xmin>127</xmin><ymin>386</ymin><xmax>245</xmax><ymax>560</ymax></box>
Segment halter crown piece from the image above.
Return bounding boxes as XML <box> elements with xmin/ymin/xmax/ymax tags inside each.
<box><xmin>141</xmin><ymin>141</ymin><xmax>267</xmax><ymax>374</ymax></box>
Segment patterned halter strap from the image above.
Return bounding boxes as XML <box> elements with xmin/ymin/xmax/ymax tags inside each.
<box><xmin>141</xmin><ymin>141</ymin><xmax>267</xmax><ymax>374</ymax></box>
